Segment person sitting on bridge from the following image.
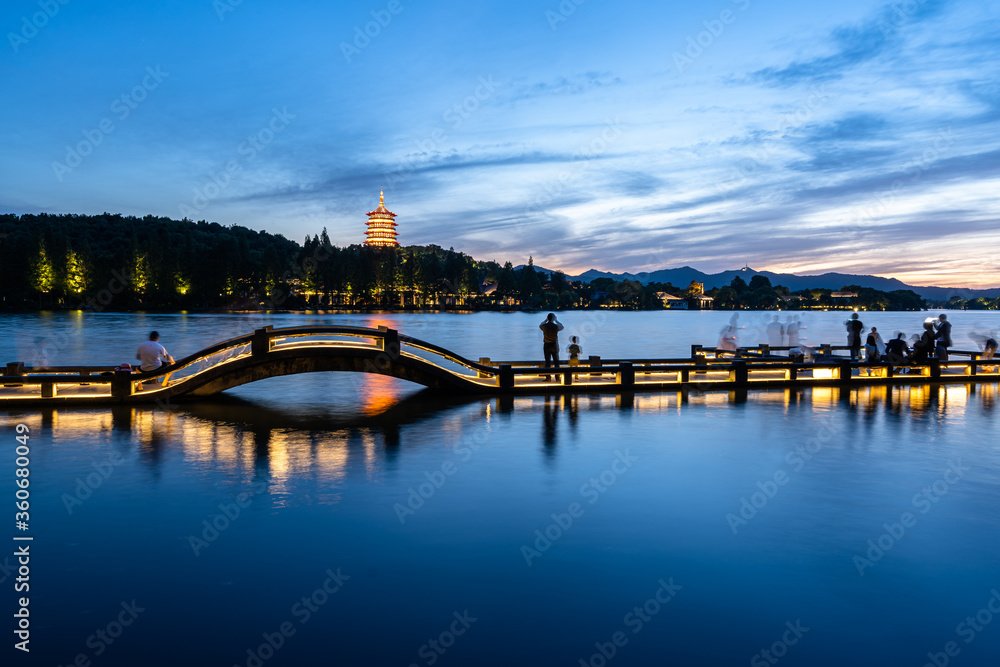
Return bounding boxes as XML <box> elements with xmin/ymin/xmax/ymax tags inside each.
<box><xmin>974</xmin><ymin>335</ymin><xmax>998</xmax><ymax>372</ymax></box>
<box><xmin>885</xmin><ymin>332</ymin><xmax>910</xmax><ymax>371</ymax></box>
<box><xmin>985</xmin><ymin>338</ymin><xmax>998</xmax><ymax>372</ymax></box>
<box><xmin>539</xmin><ymin>313</ymin><xmax>564</xmax><ymax>381</ymax></box>
<box><xmin>911</xmin><ymin>321</ymin><xmax>935</xmax><ymax>364</ymax></box>
<box><xmin>136</xmin><ymin>331</ymin><xmax>174</xmax><ymax>389</ymax></box>
<box><xmin>865</xmin><ymin>330</ymin><xmax>879</xmax><ymax>364</ymax></box>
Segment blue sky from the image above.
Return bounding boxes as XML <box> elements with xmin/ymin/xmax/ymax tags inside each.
<box><xmin>3</xmin><ymin>0</ymin><xmax>999</xmax><ymax>286</ymax></box>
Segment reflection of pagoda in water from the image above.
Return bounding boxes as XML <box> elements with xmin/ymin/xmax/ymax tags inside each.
<box><xmin>363</xmin><ymin>189</ymin><xmax>399</xmax><ymax>247</ymax></box>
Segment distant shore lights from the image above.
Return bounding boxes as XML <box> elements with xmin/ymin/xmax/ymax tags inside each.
<box><xmin>363</xmin><ymin>189</ymin><xmax>399</xmax><ymax>247</ymax></box>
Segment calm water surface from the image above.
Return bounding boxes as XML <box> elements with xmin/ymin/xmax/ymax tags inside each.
<box><xmin>2</xmin><ymin>311</ymin><xmax>999</xmax><ymax>666</ymax></box>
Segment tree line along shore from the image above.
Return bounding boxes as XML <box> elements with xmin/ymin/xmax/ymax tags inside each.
<box><xmin>2</xmin><ymin>213</ymin><xmax>990</xmax><ymax>312</ymax></box>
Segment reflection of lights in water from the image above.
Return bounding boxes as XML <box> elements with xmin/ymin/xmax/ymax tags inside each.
<box><xmin>908</xmin><ymin>385</ymin><xmax>930</xmax><ymax>411</ymax></box>
<box><xmin>360</xmin><ymin>430</ymin><xmax>379</xmax><ymax>472</ymax></box>
<box><xmin>686</xmin><ymin>392</ymin><xmax>729</xmax><ymax>406</ymax></box>
<box><xmin>941</xmin><ymin>385</ymin><xmax>969</xmax><ymax>419</ymax></box>
<box><xmin>633</xmin><ymin>393</ymin><xmax>681</xmax><ymax>412</ymax></box>
<box><xmin>811</xmin><ymin>387</ymin><xmax>838</xmax><ymax>405</ymax></box>
<box><xmin>754</xmin><ymin>390</ymin><xmax>793</xmax><ymax>410</ymax></box>
<box><xmin>266</xmin><ymin>431</ymin><xmax>292</xmax><ymax>500</ymax></box>
<box><xmin>44</xmin><ymin>410</ymin><xmax>115</xmax><ymax>440</ymax></box>
<box><xmin>314</xmin><ymin>436</ymin><xmax>350</xmax><ymax>485</ymax></box>
<box><xmin>178</xmin><ymin>418</ymin><xmax>245</xmax><ymax>470</ymax></box>
<box><xmin>851</xmin><ymin>385</ymin><xmax>889</xmax><ymax>411</ymax></box>
<box><xmin>359</xmin><ymin>374</ymin><xmax>406</xmax><ymax>416</ymax></box>
<box><xmin>24</xmin><ymin>382</ymin><xmax>1000</xmax><ymax>494</ymax></box>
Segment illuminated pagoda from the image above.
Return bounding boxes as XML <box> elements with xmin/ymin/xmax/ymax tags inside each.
<box><xmin>363</xmin><ymin>189</ymin><xmax>399</xmax><ymax>247</ymax></box>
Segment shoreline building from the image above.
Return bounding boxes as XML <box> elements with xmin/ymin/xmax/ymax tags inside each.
<box><xmin>363</xmin><ymin>189</ymin><xmax>399</xmax><ymax>247</ymax></box>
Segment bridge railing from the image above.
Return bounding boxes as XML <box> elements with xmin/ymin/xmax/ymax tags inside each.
<box><xmin>491</xmin><ymin>355</ymin><xmax>1000</xmax><ymax>388</ymax></box>
<box><xmin>3</xmin><ymin>327</ymin><xmax>998</xmax><ymax>400</ymax></box>
<box><xmin>240</xmin><ymin>324</ymin><xmax>496</xmax><ymax>379</ymax></box>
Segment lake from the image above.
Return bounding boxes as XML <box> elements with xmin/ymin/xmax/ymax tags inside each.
<box><xmin>2</xmin><ymin>310</ymin><xmax>999</xmax><ymax>666</ymax></box>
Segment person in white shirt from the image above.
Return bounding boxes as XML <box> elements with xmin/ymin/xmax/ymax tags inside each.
<box><xmin>136</xmin><ymin>331</ymin><xmax>174</xmax><ymax>387</ymax></box>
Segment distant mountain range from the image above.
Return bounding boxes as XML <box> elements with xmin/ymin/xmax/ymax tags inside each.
<box><xmin>521</xmin><ymin>265</ymin><xmax>1000</xmax><ymax>301</ymax></box>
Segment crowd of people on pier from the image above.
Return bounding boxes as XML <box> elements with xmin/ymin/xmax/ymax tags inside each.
<box><xmin>539</xmin><ymin>311</ymin><xmax>997</xmax><ymax>380</ymax></box>
<box><xmin>839</xmin><ymin>312</ymin><xmax>975</xmax><ymax>365</ymax></box>
<box><xmin>711</xmin><ymin>312</ymin><xmax>998</xmax><ymax>371</ymax></box>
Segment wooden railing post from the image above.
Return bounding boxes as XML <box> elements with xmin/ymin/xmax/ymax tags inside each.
<box><xmin>478</xmin><ymin>357</ymin><xmax>491</xmax><ymax>379</ymax></box>
<box><xmin>378</xmin><ymin>326</ymin><xmax>400</xmax><ymax>358</ymax></box>
<box><xmin>498</xmin><ymin>364</ymin><xmax>514</xmax><ymax>389</ymax></box>
<box><xmin>929</xmin><ymin>359</ymin><xmax>941</xmax><ymax>379</ymax></box>
<box><xmin>691</xmin><ymin>345</ymin><xmax>702</xmax><ymax>358</ymax></box>
<box><xmin>837</xmin><ymin>360</ymin><xmax>852</xmax><ymax>383</ymax></box>
<box><xmin>694</xmin><ymin>354</ymin><xmax>708</xmax><ymax>373</ymax></box>
<box><xmin>589</xmin><ymin>355</ymin><xmax>601</xmax><ymax>376</ymax></box>
<box><xmin>111</xmin><ymin>369</ymin><xmax>134</xmax><ymax>400</ymax></box>
<box><xmin>562</xmin><ymin>368</ymin><xmax>573</xmax><ymax>386</ymax></box>
<box><xmin>729</xmin><ymin>360</ymin><xmax>748</xmax><ymax>385</ymax></box>
<box><xmin>617</xmin><ymin>362</ymin><xmax>634</xmax><ymax>387</ymax></box>
<box><xmin>3</xmin><ymin>362</ymin><xmax>24</xmax><ymax>387</ymax></box>
<box><xmin>251</xmin><ymin>326</ymin><xmax>273</xmax><ymax>357</ymax></box>
<box><xmin>969</xmin><ymin>354</ymin><xmax>978</xmax><ymax>377</ymax></box>
<box><xmin>760</xmin><ymin>344</ymin><xmax>770</xmax><ymax>356</ymax></box>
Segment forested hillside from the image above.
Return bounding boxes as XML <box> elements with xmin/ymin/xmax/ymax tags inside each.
<box><xmin>0</xmin><ymin>213</ymin><xmax>497</xmax><ymax>309</ymax></box>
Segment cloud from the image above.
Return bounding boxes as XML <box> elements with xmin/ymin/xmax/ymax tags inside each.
<box><xmin>505</xmin><ymin>71</ymin><xmax>624</xmax><ymax>103</ymax></box>
<box><xmin>603</xmin><ymin>170</ymin><xmax>665</xmax><ymax>197</ymax></box>
<box><xmin>743</xmin><ymin>0</ymin><xmax>952</xmax><ymax>87</ymax></box>
<box><xmin>791</xmin><ymin>146</ymin><xmax>1000</xmax><ymax>204</ymax></box>
<box><xmin>226</xmin><ymin>149</ymin><xmax>618</xmax><ymax>206</ymax></box>
<box><xmin>787</xmin><ymin>146</ymin><xmax>898</xmax><ymax>173</ymax></box>
<box><xmin>801</xmin><ymin>113</ymin><xmax>890</xmax><ymax>143</ymax></box>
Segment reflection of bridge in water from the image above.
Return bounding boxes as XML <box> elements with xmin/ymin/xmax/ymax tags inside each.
<box><xmin>2</xmin><ymin>325</ymin><xmax>998</xmax><ymax>406</ymax></box>
<box><xmin>12</xmin><ymin>383</ymin><xmax>999</xmax><ymax>484</ymax></box>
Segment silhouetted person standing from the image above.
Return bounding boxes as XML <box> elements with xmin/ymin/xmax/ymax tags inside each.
<box><xmin>846</xmin><ymin>313</ymin><xmax>864</xmax><ymax>360</ymax></box>
<box><xmin>934</xmin><ymin>314</ymin><xmax>952</xmax><ymax>360</ymax></box>
<box><xmin>539</xmin><ymin>313</ymin><xmax>564</xmax><ymax>381</ymax></box>
<box><xmin>766</xmin><ymin>315</ymin><xmax>783</xmax><ymax>349</ymax></box>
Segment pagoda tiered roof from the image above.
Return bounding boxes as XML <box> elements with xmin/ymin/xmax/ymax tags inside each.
<box><xmin>364</xmin><ymin>189</ymin><xmax>400</xmax><ymax>247</ymax></box>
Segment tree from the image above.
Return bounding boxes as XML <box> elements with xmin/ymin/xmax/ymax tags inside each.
<box><xmin>685</xmin><ymin>280</ymin><xmax>704</xmax><ymax>295</ymax></box>
<box><xmin>30</xmin><ymin>241</ymin><xmax>55</xmax><ymax>294</ymax></box>
<box><xmin>64</xmin><ymin>248</ymin><xmax>88</xmax><ymax>295</ymax></box>
<box><xmin>552</xmin><ymin>270</ymin><xmax>569</xmax><ymax>294</ymax></box>
<box><xmin>496</xmin><ymin>261</ymin><xmax>518</xmax><ymax>298</ymax></box>
<box><xmin>713</xmin><ymin>286</ymin><xmax>738</xmax><ymax>309</ymax></box>
<box><xmin>517</xmin><ymin>257</ymin><xmax>543</xmax><ymax>302</ymax></box>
